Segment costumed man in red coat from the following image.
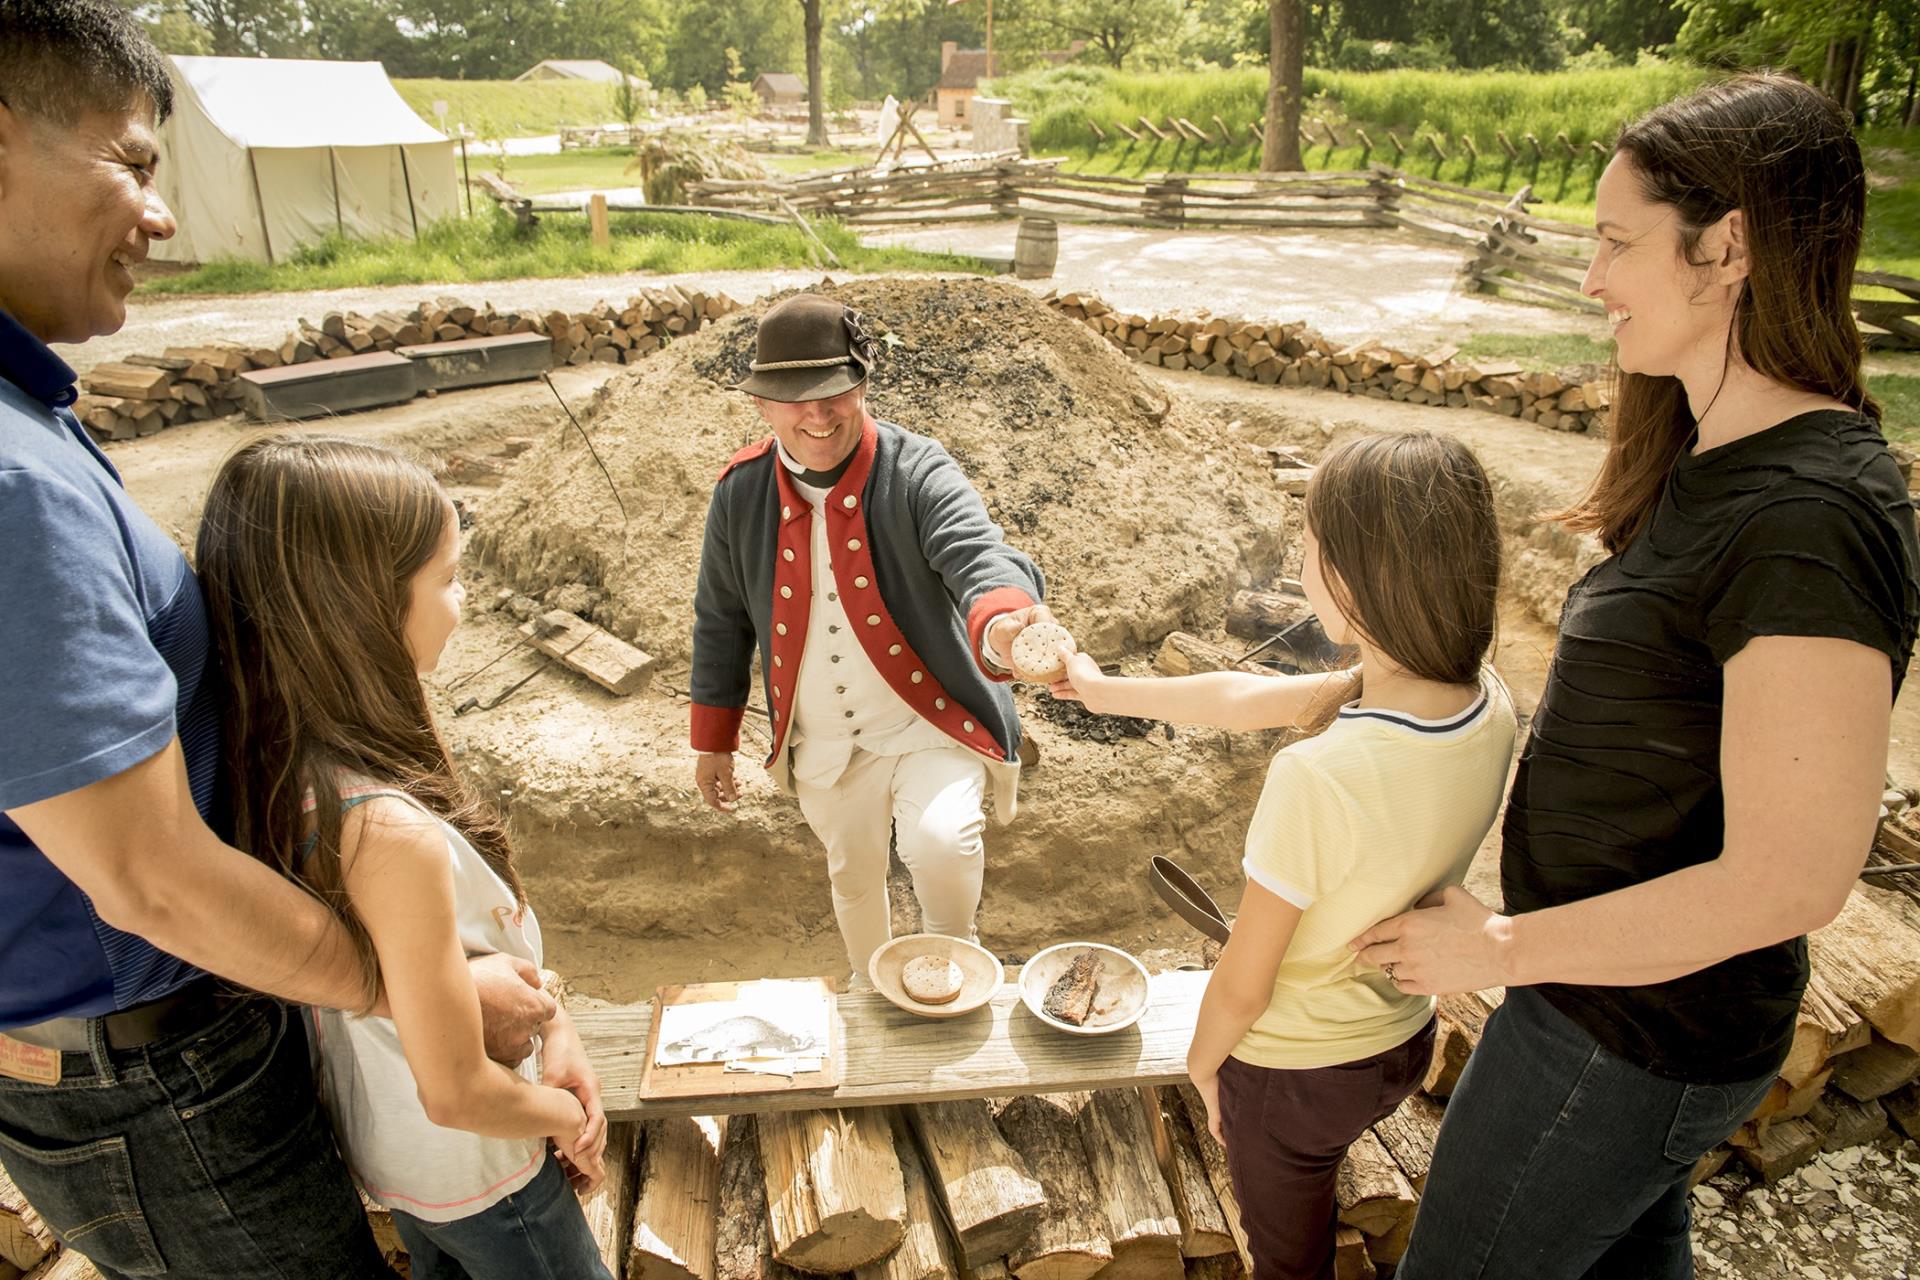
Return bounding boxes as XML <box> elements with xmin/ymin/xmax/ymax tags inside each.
<box><xmin>690</xmin><ymin>294</ymin><xmax>1052</xmax><ymax>984</ymax></box>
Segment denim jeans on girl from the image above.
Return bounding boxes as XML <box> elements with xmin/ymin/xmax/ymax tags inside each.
<box><xmin>0</xmin><ymin>998</ymin><xmax>392</xmax><ymax>1279</ymax></box>
<box><xmin>1394</xmin><ymin>985</ymin><xmax>1779</xmax><ymax>1280</ymax></box>
<box><xmin>390</xmin><ymin>1152</ymin><xmax>614</xmax><ymax>1280</ymax></box>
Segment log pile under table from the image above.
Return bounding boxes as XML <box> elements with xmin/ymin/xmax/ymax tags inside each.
<box><xmin>71</xmin><ymin>286</ymin><xmax>739</xmax><ymax>443</ymax></box>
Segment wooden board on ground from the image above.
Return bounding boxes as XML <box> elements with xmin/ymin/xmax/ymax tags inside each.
<box><xmin>1736</xmin><ymin>1115</ymin><xmax>1824</xmax><ymax>1182</ymax></box>
<box><xmin>905</xmin><ymin>1100</ymin><xmax>1046</xmax><ymax>1266</ymax></box>
<box><xmin>638</xmin><ymin>979</ymin><xmax>840</xmax><ymax>1105</ymax></box>
<box><xmin>1829</xmin><ymin>1036</ymin><xmax>1920</xmax><ymax>1102</ymax></box>
<box><xmin>397</xmin><ymin>332</ymin><xmax>553</xmax><ymax>391</ymax></box>
<box><xmin>525</xmin><ymin>610</ymin><xmax>658</xmax><ymax>697</ymax></box>
<box><xmin>237</xmin><ymin>350</ymin><xmax>417</xmax><ymax>420</ymax></box>
<box><xmin>585</xmin><ymin>971</ymin><xmax>1211</xmax><ymax>1121</ymax></box>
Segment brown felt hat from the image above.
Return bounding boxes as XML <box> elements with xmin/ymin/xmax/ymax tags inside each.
<box><xmin>733</xmin><ymin>294</ymin><xmax>875</xmax><ymax>403</ymax></box>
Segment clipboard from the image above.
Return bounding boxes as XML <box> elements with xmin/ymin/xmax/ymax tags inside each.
<box><xmin>638</xmin><ymin>977</ymin><xmax>844</xmax><ymax>1103</ymax></box>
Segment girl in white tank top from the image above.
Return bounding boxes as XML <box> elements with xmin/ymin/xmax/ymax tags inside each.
<box><xmin>197</xmin><ymin>435</ymin><xmax>612</xmax><ymax>1280</ymax></box>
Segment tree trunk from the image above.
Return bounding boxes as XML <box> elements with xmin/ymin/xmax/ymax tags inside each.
<box><xmin>1262</xmin><ymin>0</ymin><xmax>1304</xmax><ymax>172</ymax></box>
<box><xmin>803</xmin><ymin>0</ymin><xmax>828</xmax><ymax>148</ymax></box>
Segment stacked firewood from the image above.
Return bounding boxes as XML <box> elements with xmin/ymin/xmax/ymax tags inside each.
<box><xmin>1047</xmin><ymin>291</ymin><xmax>1611</xmax><ymax>436</ymax></box>
<box><xmin>71</xmin><ymin>286</ymin><xmax>739</xmax><ymax>445</ymax></box>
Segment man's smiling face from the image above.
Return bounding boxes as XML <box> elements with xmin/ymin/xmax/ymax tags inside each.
<box><xmin>0</xmin><ymin>91</ymin><xmax>176</xmax><ymax>344</ymax></box>
<box><xmin>754</xmin><ymin>382</ymin><xmax>867</xmax><ymax>472</ymax></box>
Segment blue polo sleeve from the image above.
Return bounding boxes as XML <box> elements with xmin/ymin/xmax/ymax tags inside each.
<box><xmin>0</xmin><ymin>466</ymin><xmax>180</xmax><ymax>810</ymax></box>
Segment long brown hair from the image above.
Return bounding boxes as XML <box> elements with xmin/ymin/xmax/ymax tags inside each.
<box><xmin>195</xmin><ymin>434</ymin><xmax>520</xmax><ymax>1013</ymax></box>
<box><xmin>1307</xmin><ymin>430</ymin><xmax>1501</xmax><ymax>689</ymax></box>
<box><xmin>1558</xmin><ymin>72</ymin><xmax>1874</xmax><ymax>555</ymax></box>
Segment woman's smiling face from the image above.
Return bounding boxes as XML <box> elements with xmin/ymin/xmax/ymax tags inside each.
<box><xmin>1583</xmin><ymin>153</ymin><xmax>1741</xmax><ymax>380</ymax></box>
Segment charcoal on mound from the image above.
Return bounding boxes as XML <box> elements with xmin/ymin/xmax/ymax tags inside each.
<box><xmin>471</xmin><ymin>278</ymin><xmax>1295</xmax><ymax>666</ymax></box>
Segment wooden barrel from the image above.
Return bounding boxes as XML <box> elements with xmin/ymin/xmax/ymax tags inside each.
<box><xmin>1013</xmin><ymin>217</ymin><xmax>1058</xmax><ymax>280</ymax></box>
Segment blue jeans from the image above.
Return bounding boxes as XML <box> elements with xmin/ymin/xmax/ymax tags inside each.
<box><xmin>390</xmin><ymin>1153</ymin><xmax>613</xmax><ymax>1280</ymax></box>
<box><xmin>0</xmin><ymin>998</ymin><xmax>391</xmax><ymax>1279</ymax></box>
<box><xmin>1395</xmin><ymin>986</ymin><xmax>1778</xmax><ymax>1280</ymax></box>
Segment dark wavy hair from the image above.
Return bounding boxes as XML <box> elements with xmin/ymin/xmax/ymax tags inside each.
<box><xmin>1556</xmin><ymin>73</ymin><xmax>1872</xmax><ymax>554</ymax></box>
<box><xmin>196</xmin><ymin>435</ymin><xmax>521</xmax><ymax>1014</ymax></box>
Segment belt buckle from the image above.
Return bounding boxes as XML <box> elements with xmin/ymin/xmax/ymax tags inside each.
<box><xmin>0</xmin><ymin>1033</ymin><xmax>62</xmax><ymax>1085</ymax></box>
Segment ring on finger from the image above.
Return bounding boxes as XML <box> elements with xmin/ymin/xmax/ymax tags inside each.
<box><xmin>1382</xmin><ymin>962</ymin><xmax>1398</xmax><ymax>981</ymax></box>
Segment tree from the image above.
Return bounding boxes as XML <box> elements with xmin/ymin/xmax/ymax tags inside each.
<box><xmin>999</xmin><ymin>0</ymin><xmax>1185</xmax><ymax>68</ymax></box>
<box><xmin>1564</xmin><ymin>0</ymin><xmax>1687</xmax><ymax>56</ymax></box>
<box><xmin>1262</xmin><ymin>0</ymin><xmax>1303</xmax><ymax>171</ymax></box>
<box><xmin>802</xmin><ymin>0</ymin><xmax>827</xmax><ymax>145</ymax></box>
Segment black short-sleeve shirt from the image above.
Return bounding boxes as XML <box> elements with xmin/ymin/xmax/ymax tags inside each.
<box><xmin>1503</xmin><ymin>409</ymin><xmax>1919</xmax><ymax>1084</ymax></box>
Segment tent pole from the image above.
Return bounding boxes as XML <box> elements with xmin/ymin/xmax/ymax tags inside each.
<box><xmin>329</xmin><ymin>147</ymin><xmax>343</xmax><ymax>234</ymax></box>
<box><xmin>398</xmin><ymin>147</ymin><xmax>420</xmax><ymax>241</ymax></box>
<box><xmin>248</xmin><ymin>148</ymin><xmax>275</xmax><ymax>265</ymax></box>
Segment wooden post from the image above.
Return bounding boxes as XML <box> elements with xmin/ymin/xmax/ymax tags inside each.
<box><xmin>247</xmin><ymin>148</ymin><xmax>275</xmax><ymax>264</ymax></box>
<box><xmin>993</xmin><ymin>1093</ymin><xmax>1114</xmax><ymax>1280</ymax></box>
<box><xmin>631</xmin><ymin>1116</ymin><xmax>726</xmax><ymax>1280</ymax></box>
<box><xmin>591</xmin><ymin>194</ymin><xmax>612</xmax><ymax>251</ymax></box>
<box><xmin>329</xmin><ymin>147</ymin><xmax>344</xmax><ymax>235</ymax></box>
<box><xmin>398</xmin><ymin>145</ymin><xmax>420</xmax><ymax>240</ymax></box>
<box><xmin>759</xmin><ymin>1108</ymin><xmax>908</xmax><ymax>1273</ymax></box>
<box><xmin>905</xmin><ymin>1099</ymin><xmax>1046</xmax><ymax>1266</ymax></box>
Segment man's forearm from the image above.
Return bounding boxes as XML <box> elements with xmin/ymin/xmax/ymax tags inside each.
<box><xmin>85</xmin><ymin>820</ymin><xmax>373</xmax><ymax>1011</ymax></box>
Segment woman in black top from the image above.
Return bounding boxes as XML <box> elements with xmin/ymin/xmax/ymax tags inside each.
<box><xmin>1354</xmin><ymin>74</ymin><xmax>1920</xmax><ymax>1278</ymax></box>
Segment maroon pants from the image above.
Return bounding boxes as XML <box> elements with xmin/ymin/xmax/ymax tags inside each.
<box><xmin>1217</xmin><ymin>1018</ymin><xmax>1436</xmax><ymax>1280</ymax></box>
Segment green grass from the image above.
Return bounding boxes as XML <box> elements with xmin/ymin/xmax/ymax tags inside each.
<box><xmin>393</xmin><ymin>79</ymin><xmax>621</xmax><ymax>139</ymax></box>
<box><xmin>498</xmin><ymin>148</ymin><xmax>642</xmax><ymax>195</ymax></box>
<box><xmin>1456</xmin><ymin>331</ymin><xmax>1615</xmax><ymax>372</ymax></box>
<box><xmin>759</xmin><ymin>148</ymin><xmax>879</xmax><ymax>175</ymax></box>
<box><xmin>998</xmin><ymin>64</ymin><xmax>1713</xmax><ymax>161</ymax></box>
<box><xmin>132</xmin><ymin>211</ymin><xmax>982</xmax><ymax>296</ymax></box>
<box><xmin>1872</xmin><ymin>374</ymin><xmax>1920</xmax><ymax>447</ymax></box>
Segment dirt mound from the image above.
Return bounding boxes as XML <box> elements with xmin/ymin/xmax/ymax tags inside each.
<box><xmin>471</xmin><ymin>277</ymin><xmax>1296</xmax><ymax>665</ymax></box>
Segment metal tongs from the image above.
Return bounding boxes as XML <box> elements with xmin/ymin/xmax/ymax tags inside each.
<box><xmin>1149</xmin><ymin>855</ymin><xmax>1231</xmax><ymax>945</ymax></box>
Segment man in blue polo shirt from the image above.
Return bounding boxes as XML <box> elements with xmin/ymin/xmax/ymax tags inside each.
<box><xmin>0</xmin><ymin>3</ymin><xmax>558</xmax><ymax>1275</ymax></box>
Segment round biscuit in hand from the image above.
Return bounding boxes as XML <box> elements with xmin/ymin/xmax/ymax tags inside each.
<box><xmin>902</xmin><ymin>955</ymin><xmax>963</xmax><ymax>1005</ymax></box>
<box><xmin>1009</xmin><ymin>621</ymin><xmax>1075</xmax><ymax>684</ymax></box>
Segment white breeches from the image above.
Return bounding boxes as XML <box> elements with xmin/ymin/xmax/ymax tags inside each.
<box><xmin>793</xmin><ymin>745</ymin><xmax>988</xmax><ymax>979</ymax></box>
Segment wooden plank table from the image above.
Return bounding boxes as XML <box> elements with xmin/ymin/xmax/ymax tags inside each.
<box><xmin>580</xmin><ymin>969</ymin><xmax>1210</xmax><ymax>1121</ymax></box>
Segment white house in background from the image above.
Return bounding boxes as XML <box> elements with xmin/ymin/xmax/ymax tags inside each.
<box><xmin>153</xmin><ymin>56</ymin><xmax>459</xmax><ymax>265</ymax></box>
<box><xmin>517</xmin><ymin>58</ymin><xmax>644</xmax><ymax>86</ymax></box>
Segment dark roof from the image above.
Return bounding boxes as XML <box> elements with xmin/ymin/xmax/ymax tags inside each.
<box><xmin>938</xmin><ymin>50</ymin><xmax>991</xmax><ymax>91</ymax></box>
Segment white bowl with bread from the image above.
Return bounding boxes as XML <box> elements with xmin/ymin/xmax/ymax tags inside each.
<box><xmin>1019</xmin><ymin>942</ymin><xmax>1151</xmax><ymax>1036</ymax></box>
<box><xmin>869</xmin><ymin>934</ymin><xmax>1004</xmax><ymax>1019</ymax></box>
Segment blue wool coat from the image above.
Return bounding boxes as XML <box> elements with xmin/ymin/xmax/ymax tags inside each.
<box><xmin>690</xmin><ymin>415</ymin><xmax>1044</xmax><ymax>817</ymax></box>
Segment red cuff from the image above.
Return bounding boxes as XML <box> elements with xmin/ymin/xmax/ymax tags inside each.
<box><xmin>690</xmin><ymin>702</ymin><xmax>745</xmax><ymax>753</ymax></box>
<box><xmin>968</xmin><ymin>585</ymin><xmax>1039</xmax><ymax>682</ymax></box>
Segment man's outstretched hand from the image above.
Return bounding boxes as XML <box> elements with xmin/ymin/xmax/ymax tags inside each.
<box><xmin>986</xmin><ymin>602</ymin><xmax>1060</xmax><ymax>669</ymax></box>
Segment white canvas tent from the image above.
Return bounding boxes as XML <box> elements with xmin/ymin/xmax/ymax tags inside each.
<box><xmin>154</xmin><ymin>56</ymin><xmax>460</xmax><ymax>264</ymax></box>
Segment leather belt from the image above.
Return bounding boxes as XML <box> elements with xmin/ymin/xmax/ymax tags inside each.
<box><xmin>1150</xmin><ymin>855</ymin><xmax>1232</xmax><ymax>945</ymax></box>
<box><xmin>3</xmin><ymin>980</ymin><xmax>239</xmax><ymax>1054</ymax></box>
